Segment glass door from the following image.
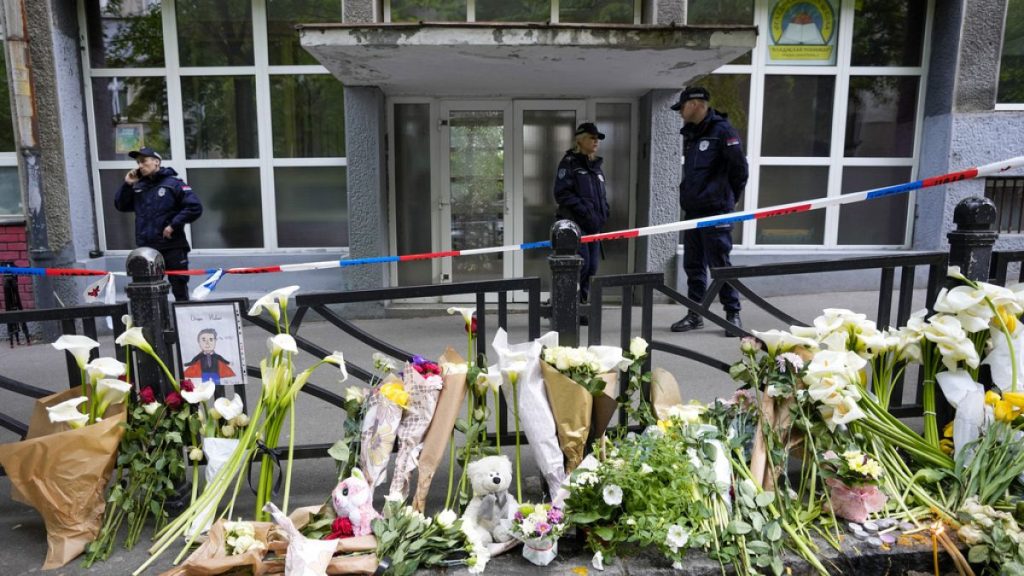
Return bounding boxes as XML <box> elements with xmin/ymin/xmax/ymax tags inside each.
<box><xmin>439</xmin><ymin>103</ymin><xmax>514</xmax><ymax>287</ymax></box>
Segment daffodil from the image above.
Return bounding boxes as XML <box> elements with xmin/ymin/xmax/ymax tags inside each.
<box><xmin>46</xmin><ymin>396</ymin><xmax>89</xmax><ymax>428</ymax></box>
<box><xmin>213</xmin><ymin>395</ymin><xmax>244</xmax><ymax>421</ymax></box>
<box><xmin>380</xmin><ymin>381</ymin><xmax>410</xmax><ymax>408</ymax></box>
<box><xmin>52</xmin><ymin>335</ymin><xmax>100</xmax><ymax>370</ymax></box>
<box><xmin>182</xmin><ymin>379</ymin><xmax>215</xmax><ymax>404</ymax></box>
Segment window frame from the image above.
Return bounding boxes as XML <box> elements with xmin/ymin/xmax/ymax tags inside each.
<box><xmin>383</xmin><ymin>0</ymin><xmax>643</xmax><ymax>24</ymax></box>
<box><xmin>0</xmin><ymin>21</ymin><xmax>22</xmax><ymax>223</ymax></box>
<box><xmin>79</xmin><ymin>0</ymin><xmax>347</xmax><ymax>253</ymax></box>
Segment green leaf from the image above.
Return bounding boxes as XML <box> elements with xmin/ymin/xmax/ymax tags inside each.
<box><xmin>728</xmin><ymin>520</ymin><xmax>752</xmax><ymax>535</ymax></box>
<box><xmin>770</xmin><ymin>556</ymin><xmax>784</xmax><ymax>575</ymax></box>
<box><xmin>968</xmin><ymin>545</ymin><xmax>989</xmax><ymax>563</ymax></box>
<box><xmin>165</xmin><ymin>431</ymin><xmax>182</xmax><ymax>444</ymax></box>
<box><xmin>766</xmin><ymin>522</ymin><xmax>782</xmax><ymax>542</ymax></box>
<box><xmin>155</xmin><ymin>457</ymin><xmax>167</xmax><ymax>472</ymax></box>
<box><xmin>594</xmin><ymin>526</ymin><xmax>616</xmax><ymax>541</ymax></box>
<box><xmin>327</xmin><ymin>440</ymin><xmax>350</xmax><ymax>463</ymax></box>
<box><xmin>755</xmin><ymin>491</ymin><xmax>775</xmax><ymax>507</ymax></box>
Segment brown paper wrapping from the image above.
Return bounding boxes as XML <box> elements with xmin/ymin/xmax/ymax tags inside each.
<box><xmin>588</xmin><ymin>373</ymin><xmax>619</xmax><ymax>445</ymax></box>
<box><xmin>411</xmin><ymin>348</ymin><xmax>468</xmax><ymax>511</ymax></box>
<box><xmin>389</xmin><ymin>363</ymin><xmax>443</xmax><ymax>499</ymax></box>
<box><xmin>0</xmin><ymin>386</ymin><xmax>126</xmax><ymax>570</ymax></box>
<box><xmin>749</xmin><ymin>394</ymin><xmax>800</xmax><ymax>491</ymax></box>
<box><xmin>650</xmin><ymin>368</ymin><xmax>684</xmax><ymax>420</ymax></box>
<box><xmin>163</xmin><ymin>511</ymin><xmax>378</xmax><ymax>576</ymax></box>
<box><xmin>542</xmin><ymin>362</ymin><xmax>614</xmax><ymax>473</ymax></box>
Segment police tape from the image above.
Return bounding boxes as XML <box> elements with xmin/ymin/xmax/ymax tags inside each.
<box><xmin>1</xmin><ymin>155</ymin><xmax>1023</xmax><ymax>284</ymax></box>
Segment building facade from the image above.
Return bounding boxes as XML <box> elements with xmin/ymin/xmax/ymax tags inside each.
<box><xmin>0</xmin><ymin>0</ymin><xmax>1021</xmax><ymax>310</ymax></box>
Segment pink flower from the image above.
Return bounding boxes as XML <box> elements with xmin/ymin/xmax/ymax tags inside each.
<box><xmin>826</xmin><ymin>478</ymin><xmax>888</xmax><ymax>523</ymax></box>
<box><xmin>535</xmin><ymin>521</ymin><xmax>551</xmax><ymax>536</ymax></box>
<box><xmin>547</xmin><ymin>508</ymin><xmax>564</xmax><ymax>524</ymax></box>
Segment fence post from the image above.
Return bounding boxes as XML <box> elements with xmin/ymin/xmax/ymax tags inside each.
<box><xmin>126</xmin><ymin>248</ymin><xmax>176</xmax><ymax>398</ymax></box>
<box><xmin>549</xmin><ymin>219</ymin><xmax>582</xmax><ymax>347</ymax></box>
<box><xmin>947</xmin><ymin>196</ymin><xmax>998</xmax><ymax>283</ymax></box>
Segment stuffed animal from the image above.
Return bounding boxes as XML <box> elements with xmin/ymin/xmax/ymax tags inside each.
<box><xmin>331</xmin><ymin>468</ymin><xmax>379</xmax><ymax>536</ymax></box>
<box><xmin>462</xmin><ymin>455</ymin><xmax>518</xmax><ymax>544</ymax></box>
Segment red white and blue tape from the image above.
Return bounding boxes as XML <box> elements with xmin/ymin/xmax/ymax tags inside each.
<box><xmin>1</xmin><ymin>156</ymin><xmax>1021</xmax><ymax>290</ymax></box>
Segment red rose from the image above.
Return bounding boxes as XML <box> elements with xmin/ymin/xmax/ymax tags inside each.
<box><xmin>181</xmin><ymin>379</ymin><xmax>195</xmax><ymax>393</ymax></box>
<box><xmin>138</xmin><ymin>386</ymin><xmax>156</xmax><ymax>404</ymax></box>
<box><xmin>165</xmin><ymin>391</ymin><xmax>183</xmax><ymax>410</ymax></box>
<box><xmin>325</xmin><ymin>517</ymin><xmax>354</xmax><ymax>540</ymax></box>
<box><xmin>466</xmin><ymin>316</ymin><xmax>478</xmax><ymax>335</ymax></box>
<box><xmin>424</xmin><ymin>362</ymin><xmax>440</xmax><ymax>375</ymax></box>
<box><xmin>412</xmin><ymin>363</ymin><xmax>425</xmax><ymax>375</ymax></box>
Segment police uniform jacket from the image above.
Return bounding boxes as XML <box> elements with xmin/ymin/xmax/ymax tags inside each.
<box><xmin>680</xmin><ymin>109</ymin><xmax>749</xmax><ymax>218</ymax></box>
<box><xmin>114</xmin><ymin>167</ymin><xmax>203</xmax><ymax>250</ymax></box>
<box><xmin>553</xmin><ymin>151</ymin><xmax>610</xmax><ymax>234</ymax></box>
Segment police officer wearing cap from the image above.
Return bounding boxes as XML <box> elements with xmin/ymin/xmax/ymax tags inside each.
<box><xmin>669</xmin><ymin>86</ymin><xmax>749</xmax><ymax>333</ymax></box>
<box><xmin>114</xmin><ymin>147</ymin><xmax>203</xmax><ymax>301</ymax></box>
<box><xmin>553</xmin><ymin>123</ymin><xmax>610</xmax><ymax>305</ymax></box>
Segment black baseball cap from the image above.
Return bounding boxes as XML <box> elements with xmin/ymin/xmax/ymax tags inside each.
<box><xmin>575</xmin><ymin>122</ymin><xmax>605</xmax><ymax>140</ymax></box>
<box><xmin>670</xmin><ymin>86</ymin><xmax>711</xmax><ymax>110</ymax></box>
<box><xmin>128</xmin><ymin>147</ymin><xmax>162</xmax><ymax>160</ymax></box>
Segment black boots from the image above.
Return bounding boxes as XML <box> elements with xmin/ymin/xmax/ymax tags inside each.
<box><xmin>725</xmin><ymin>311</ymin><xmax>743</xmax><ymax>336</ymax></box>
<box><xmin>670</xmin><ymin>312</ymin><xmax>704</xmax><ymax>332</ymax></box>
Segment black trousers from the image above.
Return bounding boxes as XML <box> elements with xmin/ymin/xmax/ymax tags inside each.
<box><xmin>578</xmin><ymin>241</ymin><xmax>600</xmax><ymax>302</ymax></box>
<box><xmin>159</xmin><ymin>246</ymin><xmax>191</xmax><ymax>301</ymax></box>
<box><xmin>682</xmin><ymin>224</ymin><xmax>740</xmax><ymax>313</ymax></box>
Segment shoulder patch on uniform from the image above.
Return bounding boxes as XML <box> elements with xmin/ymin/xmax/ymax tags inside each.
<box><xmin>698</xmin><ymin>140</ymin><xmax>710</xmax><ymax>151</ymax></box>
<box><xmin>726</xmin><ymin>137</ymin><xmax>740</xmax><ymax>146</ymax></box>
<box><xmin>181</xmin><ymin>185</ymin><xmax>192</xmax><ymax>191</ymax></box>
<box><xmin>558</xmin><ymin>168</ymin><xmax>567</xmax><ymax>179</ymax></box>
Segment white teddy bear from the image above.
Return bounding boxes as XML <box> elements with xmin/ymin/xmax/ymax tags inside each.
<box><xmin>462</xmin><ymin>455</ymin><xmax>518</xmax><ymax>545</ymax></box>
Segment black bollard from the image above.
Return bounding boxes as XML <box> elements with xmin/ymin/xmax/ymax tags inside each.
<box><xmin>548</xmin><ymin>220</ymin><xmax>583</xmax><ymax>347</ymax></box>
<box><xmin>125</xmin><ymin>248</ymin><xmax>176</xmax><ymax>398</ymax></box>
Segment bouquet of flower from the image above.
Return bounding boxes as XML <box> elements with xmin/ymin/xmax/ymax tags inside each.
<box><xmin>188</xmin><ymin>393</ymin><xmax>250</xmax><ymax>538</ymax></box>
<box><xmin>820</xmin><ymin>449</ymin><xmax>887</xmax><ymax>523</ymax></box>
<box><xmin>412</xmin><ymin>348</ymin><xmax>468</xmax><ymax>512</ymax></box>
<box><xmin>540</xmin><ymin>344</ymin><xmax>628</xmax><ymax>471</ymax></box>
<box><xmin>372</xmin><ymin>498</ymin><xmax>470</xmax><ymax>576</ymax></box>
<box><xmin>389</xmin><ymin>356</ymin><xmax>444</xmax><ymax>499</ymax></box>
<box><xmin>360</xmin><ymin>372</ymin><xmax>409</xmax><ymax>491</ymax></box>
<box><xmin>510</xmin><ymin>503</ymin><xmax>566</xmax><ymax>566</ymax></box>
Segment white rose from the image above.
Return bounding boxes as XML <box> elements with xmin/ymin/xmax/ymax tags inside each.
<box><xmin>436</xmin><ymin>509</ymin><xmax>458</xmax><ymax>528</ymax></box>
<box><xmin>629</xmin><ymin>337</ymin><xmax>648</xmax><ymax>358</ymax></box>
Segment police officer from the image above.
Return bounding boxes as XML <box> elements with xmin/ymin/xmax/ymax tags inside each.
<box><xmin>553</xmin><ymin>123</ymin><xmax>610</xmax><ymax>305</ymax></box>
<box><xmin>669</xmin><ymin>86</ymin><xmax>749</xmax><ymax>333</ymax></box>
<box><xmin>114</xmin><ymin>147</ymin><xmax>203</xmax><ymax>301</ymax></box>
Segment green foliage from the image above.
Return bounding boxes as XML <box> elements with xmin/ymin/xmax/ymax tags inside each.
<box><xmin>372</xmin><ymin>500</ymin><xmax>467</xmax><ymax>576</ymax></box>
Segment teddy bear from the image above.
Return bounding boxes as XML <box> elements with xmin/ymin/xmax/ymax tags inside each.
<box><xmin>462</xmin><ymin>455</ymin><xmax>518</xmax><ymax>545</ymax></box>
<box><xmin>331</xmin><ymin>468</ymin><xmax>379</xmax><ymax>537</ymax></box>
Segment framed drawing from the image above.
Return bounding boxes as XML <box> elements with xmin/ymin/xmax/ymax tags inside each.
<box><xmin>115</xmin><ymin>123</ymin><xmax>144</xmax><ymax>154</ymax></box>
<box><xmin>173</xmin><ymin>299</ymin><xmax>247</xmax><ymax>388</ymax></box>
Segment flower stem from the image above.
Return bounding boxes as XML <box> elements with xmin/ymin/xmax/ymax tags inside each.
<box><xmin>511</xmin><ymin>379</ymin><xmax>522</xmax><ymax>502</ymax></box>
<box><xmin>283</xmin><ymin>401</ymin><xmax>296</xmax><ymax>514</ymax></box>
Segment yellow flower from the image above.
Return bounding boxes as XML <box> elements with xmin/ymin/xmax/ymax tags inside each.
<box><xmin>994</xmin><ymin>399</ymin><xmax>1016</xmax><ymax>423</ymax></box>
<box><xmin>942</xmin><ymin>421</ymin><xmax>954</xmax><ymax>439</ymax></box>
<box><xmin>656</xmin><ymin>419</ymin><xmax>672</xmax><ymax>433</ymax></box>
<box><xmin>997</xmin><ymin>306</ymin><xmax>1019</xmax><ymax>334</ymax></box>
<box><xmin>380</xmin><ymin>381</ymin><xmax>410</xmax><ymax>409</ymax></box>
<box><xmin>986</xmin><ymin>390</ymin><xmax>1002</xmax><ymax>407</ymax></box>
<box><xmin>1004</xmin><ymin>392</ymin><xmax>1024</xmax><ymax>409</ymax></box>
<box><xmin>940</xmin><ymin>439</ymin><xmax>954</xmax><ymax>455</ymax></box>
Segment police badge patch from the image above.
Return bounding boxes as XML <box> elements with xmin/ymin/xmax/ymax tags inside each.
<box><xmin>558</xmin><ymin>168</ymin><xmax>567</xmax><ymax>179</ymax></box>
<box><xmin>699</xmin><ymin>140</ymin><xmax>710</xmax><ymax>152</ymax></box>
<box><xmin>157</xmin><ymin>187</ymin><xmax>166</xmax><ymax>197</ymax></box>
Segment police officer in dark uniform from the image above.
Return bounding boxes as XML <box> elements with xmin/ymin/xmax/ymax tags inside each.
<box><xmin>669</xmin><ymin>87</ymin><xmax>749</xmax><ymax>333</ymax></box>
<box><xmin>114</xmin><ymin>147</ymin><xmax>203</xmax><ymax>301</ymax></box>
<box><xmin>553</xmin><ymin>123</ymin><xmax>610</xmax><ymax>305</ymax></box>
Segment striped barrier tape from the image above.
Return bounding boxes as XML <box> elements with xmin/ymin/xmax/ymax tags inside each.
<box><xmin>1</xmin><ymin>155</ymin><xmax>1022</xmax><ymax>285</ymax></box>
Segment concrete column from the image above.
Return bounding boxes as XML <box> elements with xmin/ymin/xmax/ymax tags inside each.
<box><xmin>2</xmin><ymin>0</ymin><xmax>96</xmax><ymax>310</ymax></box>
<box><xmin>343</xmin><ymin>86</ymin><xmax>389</xmax><ymax>297</ymax></box>
<box><xmin>343</xmin><ymin>0</ymin><xmax>378</xmax><ymax>23</ymax></box>
<box><xmin>636</xmin><ymin>89</ymin><xmax>682</xmax><ymax>288</ymax></box>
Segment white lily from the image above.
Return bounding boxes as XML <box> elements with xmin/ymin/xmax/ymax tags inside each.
<box><xmin>248</xmin><ymin>296</ymin><xmax>281</xmax><ymax>323</ymax></box>
<box><xmin>115</xmin><ymin>327</ymin><xmax>154</xmax><ymax>355</ymax></box>
<box><xmin>268</xmin><ymin>334</ymin><xmax>298</xmax><ymax>355</ymax></box>
<box><xmin>52</xmin><ymin>335</ymin><xmax>100</xmax><ymax>370</ymax></box>
<box><xmin>46</xmin><ymin>396</ymin><xmax>89</xmax><ymax>428</ymax></box>
<box><xmin>983</xmin><ymin>325</ymin><xmax>1024</xmax><ymax>391</ymax></box>
<box><xmin>936</xmin><ymin>369</ymin><xmax>986</xmax><ymax>456</ymax></box>
<box><xmin>96</xmin><ymin>378</ymin><xmax>132</xmax><ymax>413</ymax></box>
<box><xmin>344</xmin><ymin>386</ymin><xmax>368</xmax><ymax>404</ymax></box>
<box><xmin>182</xmin><ymin>379</ymin><xmax>215</xmax><ymax>404</ymax></box>
<box><xmin>121</xmin><ymin>314</ymin><xmax>134</xmax><ymax>329</ymax></box>
<box><xmin>447</xmin><ymin>306</ymin><xmax>475</xmax><ymax>329</ymax></box>
<box><xmin>752</xmin><ymin>329</ymin><xmax>817</xmax><ymax>356</ymax></box>
<box><xmin>323</xmin><ymin>351</ymin><xmax>349</xmax><ymax>382</ymax></box>
<box><xmin>475</xmin><ymin>368</ymin><xmax>503</xmax><ymax>393</ymax></box>
<box><xmin>214</xmin><ymin>395</ymin><xmax>245</xmax><ymax>421</ymax></box>
<box><xmin>86</xmin><ymin>357</ymin><xmax>127</xmax><ymax>380</ymax></box>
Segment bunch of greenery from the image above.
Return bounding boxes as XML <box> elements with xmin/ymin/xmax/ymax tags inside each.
<box><xmin>372</xmin><ymin>499</ymin><xmax>469</xmax><ymax>576</ymax></box>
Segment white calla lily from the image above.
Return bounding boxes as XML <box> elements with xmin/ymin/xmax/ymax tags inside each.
<box><xmin>46</xmin><ymin>396</ymin><xmax>89</xmax><ymax>428</ymax></box>
<box><xmin>751</xmin><ymin>329</ymin><xmax>817</xmax><ymax>356</ymax></box>
<box><xmin>143</xmin><ymin>402</ymin><xmax>161</xmax><ymax>415</ymax></box>
<box><xmin>475</xmin><ymin>368</ymin><xmax>503</xmax><ymax>393</ymax></box>
<box><xmin>983</xmin><ymin>325</ymin><xmax>1024</xmax><ymax>391</ymax></box>
<box><xmin>97</xmin><ymin>378</ymin><xmax>132</xmax><ymax>409</ymax></box>
<box><xmin>446</xmin><ymin>306</ymin><xmax>475</xmax><ymax>328</ymax></box>
<box><xmin>213</xmin><ymin>395</ymin><xmax>245</xmax><ymax>421</ymax></box>
<box><xmin>182</xmin><ymin>379</ymin><xmax>215</xmax><ymax>404</ymax></box>
<box><xmin>268</xmin><ymin>334</ymin><xmax>298</xmax><ymax>355</ymax></box>
<box><xmin>248</xmin><ymin>296</ymin><xmax>281</xmax><ymax>322</ymax></box>
<box><xmin>52</xmin><ymin>335</ymin><xmax>100</xmax><ymax>370</ymax></box>
<box><xmin>115</xmin><ymin>327</ymin><xmax>154</xmax><ymax>355</ymax></box>
<box><xmin>323</xmin><ymin>351</ymin><xmax>349</xmax><ymax>382</ymax></box>
<box><xmin>86</xmin><ymin>357</ymin><xmax>127</xmax><ymax>380</ymax></box>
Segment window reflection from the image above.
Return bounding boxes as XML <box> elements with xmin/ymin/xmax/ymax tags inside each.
<box><xmin>697</xmin><ymin>74</ymin><xmax>751</xmax><ymax>144</ymax></box>
<box><xmin>275</xmin><ymin>167</ymin><xmax>347</xmax><ymax>247</ymax></box>
<box><xmin>756</xmin><ymin>166</ymin><xmax>827</xmax><ymax>245</ymax></box>
<box><xmin>560</xmin><ymin>0</ymin><xmax>634</xmax><ymax>23</ymax></box>
<box><xmin>390</xmin><ymin>0</ymin><xmax>466</xmax><ymax>22</ymax></box>
<box><xmin>187</xmin><ymin>168</ymin><xmax>263</xmax><ymax>248</ymax></box>
<box><xmin>998</xmin><ymin>0</ymin><xmax>1024</xmax><ymax>103</ymax></box>
<box><xmin>476</xmin><ymin>0</ymin><xmax>547</xmax><ymax>21</ymax></box>
<box><xmin>182</xmin><ymin>76</ymin><xmax>258</xmax><ymax>159</ymax></box>
<box><xmin>851</xmin><ymin>0</ymin><xmax>926</xmax><ymax>67</ymax></box>
<box><xmin>99</xmin><ymin>169</ymin><xmax>138</xmax><ymax>250</ymax></box>
<box><xmin>270</xmin><ymin>75</ymin><xmax>345</xmax><ymax>158</ymax></box>
<box><xmin>394</xmin><ymin>104</ymin><xmax>433</xmax><ymax>286</ymax></box>
<box><xmin>761</xmin><ymin>75</ymin><xmax>834</xmax><ymax>157</ymax></box>
<box><xmin>687</xmin><ymin>0</ymin><xmax>754</xmax><ymax>25</ymax></box>
<box><xmin>92</xmin><ymin>77</ymin><xmax>171</xmax><ymax>160</ymax></box>
<box><xmin>85</xmin><ymin>0</ymin><xmax>164</xmax><ymax>68</ymax></box>
<box><xmin>838</xmin><ymin>166</ymin><xmax>910</xmax><ymax>245</ymax></box>
<box><xmin>845</xmin><ymin>76</ymin><xmax>918</xmax><ymax>158</ymax></box>
<box><xmin>176</xmin><ymin>0</ymin><xmax>254</xmax><ymax>66</ymax></box>
<box><xmin>267</xmin><ymin>0</ymin><xmax>341</xmax><ymax>65</ymax></box>
<box><xmin>0</xmin><ymin>43</ymin><xmax>14</xmax><ymax>152</ymax></box>
<box><xmin>0</xmin><ymin>167</ymin><xmax>21</xmax><ymax>217</ymax></box>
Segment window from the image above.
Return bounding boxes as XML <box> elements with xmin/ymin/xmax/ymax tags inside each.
<box><xmin>998</xmin><ymin>0</ymin><xmax>1024</xmax><ymax>104</ymax></box>
<box><xmin>0</xmin><ymin>34</ymin><xmax>20</xmax><ymax>218</ymax></box>
<box><xmin>986</xmin><ymin>177</ymin><xmax>1024</xmax><ymax>234</ymax></box>
<box><xmin>83</xmin><ymin>0</ymin><xmax>347</xmax><ymax>250</ymax></box>
<box><xmin>386</xmin><ymin>0</ymin><xmax>640</xmax><ymax>23</ymax></box>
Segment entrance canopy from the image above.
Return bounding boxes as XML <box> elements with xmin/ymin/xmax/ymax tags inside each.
<box><xmin>299</xmin><ymin>22</ymin><xmax>756</xmax><ymax>98</ymax></box>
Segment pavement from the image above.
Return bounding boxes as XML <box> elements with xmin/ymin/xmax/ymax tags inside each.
<box><xmin>0</xmin><ymin>290</ymin><xmax>941</xmax><ymax>575</ymax></box>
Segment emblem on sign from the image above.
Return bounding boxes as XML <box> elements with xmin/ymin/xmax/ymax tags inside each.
<box><xmin>699</xmin><ymin>140</ymin><xmax>709</xmax><ymax>152</ymax></box>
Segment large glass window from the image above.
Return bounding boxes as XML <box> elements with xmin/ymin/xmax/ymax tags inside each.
<box><xmin>756</xmin><ymin>166</ymin><xmax>828</xmax><ymax>245</ymax></box>
<box><xmin>181</xmin><ymin>76</ymin><xmax>258</xmax><ymax>159</ymax></box>
<box><xmin>266</xmin><ymin>0</ymin><xmax>341</xmax><ymax>66</ymax></box>
<box><xmin>0</xmin><ymin>43</ymin><xmax>15</xmax><ymax>152</ymax></box>
<box><xmin>698</xmin><ymin>74</ymin><xmax>751</xmax><ymax>144</ymax></box>
<box><xmin>270</xmin><ymin>75</ymin><xmax>345</xmax><ymax>158</ymax></box>
<box><xmin>844</xmin><ymin>76</ymin><xmax>918</xmax><ymax>158</ymax></box>
<box><xmin>559</xmin><ymin>0</ymin><xmax>634</xmax><ymax>23</ymax></box>
<box><xmin>91</xmin><ymin>77</ymin><xmax>171</xmax><ymax>160</ymax></box>
<box><xmin>275</xmin><ymin>167</ymin><xmax>347</xmax><ymax>247</ymax></box>
<box><xmin>390</xmin><ymin>0</ymin><xmax>466</xmax><ymax>22</ymax></box>
<box><xmin>99</xmin><ymin>169</ymin><xmax>136</xmax><ymax>250</ymax></box>
<box><xmin>0</xmin><ymin>41</ymin><xmax>19</xmax><ymax>218</ymax></box>
<box><xmin>176</xmin><ymin>0</ymin><xmax>255</xmax><ymax>66</ymax></box>
<box><xmin>476</xmin><ymin>0</ymin><xmax>548</xmax><ymax>21</ymax></box>
<box><xmin>998</xmin><ymin>0</ymin><xmax>1024</xmax><ymax>103</ymax></box>
<box><xmin>85</xmin><ymin>0</ymin><xmax>164</xmax><ymax>68</ymax></box>
<box><xmin>394</xmin><ymin>103</ymin><xmax>433</xmax><ymax>286</ymax></box>
<box><xmin>687</xmin><ymin>0</ymin><xmax>754</xmax><ymax>25</ymax></box>
<box><xmin>850</xmin><ymin>0</ymin><xmax>926</xmax><ymax>67</ymax></box>
<box><xmin>188</xmin><ymin>168</ymin><xmax>264</xmax><ymax>249</ymax></box>
<box><xmin>838</xmin><ymin>167</ymin><xmax>910</xmax><ymax>245</ymax></box>
<box><xmin>0</xmin><ymin>167</ymin><xmax>20</xmax><ymax>217</ymax></box>
<box><xmin>761</xmin><ymin>75</ymin><xmax>835</xmax><ymax>157</ymax></box>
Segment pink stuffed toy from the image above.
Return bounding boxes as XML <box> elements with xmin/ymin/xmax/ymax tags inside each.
<box><xmin>331</xmin><ymin>468</ymin><xmax>379</xmax><ymax>536</ymax></box>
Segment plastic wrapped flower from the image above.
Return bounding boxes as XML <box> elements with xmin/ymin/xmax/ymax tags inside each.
<box><xmin>380</xmin><ymin>380</ymin><xmax>410</xmax><ymax>409</ymax></box>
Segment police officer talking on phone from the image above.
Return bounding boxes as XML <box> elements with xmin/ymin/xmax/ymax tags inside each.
<box><xmin>669</xmin><ymin>86</ymin><xmax>748</xmax><ymax>334</ymax></box>
<box><xmin>114</xmin><ymin>147</ymin><xmax>203</xmax><ymax>301</ymax></box>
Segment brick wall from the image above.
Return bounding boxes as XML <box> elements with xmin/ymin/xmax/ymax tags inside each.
<box><xmin>0</xmin><ymin>222</ymin><xmax>33</xmax><ymax>310</ymax></box>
